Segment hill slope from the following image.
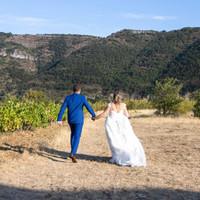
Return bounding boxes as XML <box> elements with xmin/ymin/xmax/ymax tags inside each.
<box><xmin>0</xmin><ymin>28</ymin><xmax>200</xmax><ymax>99</ymax></box>
<box><xmin>161</xmin><ymin>39</ymin><xmax>200</xmax><ymax>92</ymax></box>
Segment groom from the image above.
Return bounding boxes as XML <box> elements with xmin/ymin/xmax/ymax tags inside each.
<box><xmin>57</xmin><ymin>84</ymin><xmax>96</xmax><ymax>163</ymax></box>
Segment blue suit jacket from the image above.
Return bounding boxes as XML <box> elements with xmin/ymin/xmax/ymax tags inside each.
<box><xmin>57</xmin><ymin>93</ymin><xmax>96</xmax><ymax>124</ymax></box>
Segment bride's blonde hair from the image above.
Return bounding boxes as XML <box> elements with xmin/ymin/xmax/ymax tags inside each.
<box><xmin>113</xmin><ymin>92</ymin><xmax>123</xmax><ymax>103</ymax></box>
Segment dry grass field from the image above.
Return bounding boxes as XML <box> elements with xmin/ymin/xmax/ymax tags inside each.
<box><xmin>0</xmin><ymin>110</ymin><xmax>200</xmax><ymax>200</ymax></box>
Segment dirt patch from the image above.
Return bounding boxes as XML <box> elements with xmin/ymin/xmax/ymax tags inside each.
<box><xmin>0</xmin><ymin>112</ymin><xmax>200</xmax><ymax>199</ymax></box>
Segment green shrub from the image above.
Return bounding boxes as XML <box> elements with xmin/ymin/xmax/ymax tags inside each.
<box><xmin>0</xmin><ymin>95</ymin><xmax>60</xmax><ymax>133</ymax></box>
<box><xmin>151</xmin><ymin>78</ymin><xmax>183</xmax><ymax>115</ymax></box>
<box><xmin>176</xmin><ymin>99</ymin><xmax>195</xmax><ymax>114</ymax></box>
<box><xmin>0</xmin><ymin>97</ymin><xmax>23</xmax><ymax>132</ymax></box>
<box><xmin>125</xmin><ymin>99</ymin><xmax>153</xmax><ymax>110</ymax></box>
<box><xmin>193</xmin><ymin>91</ymin><xmax>200</xmax><ymax>117</ymax></box>
<box><xmin>91</xmin><ymin>100</ymin><xmax>107</xmax><ymax>111</ymax></box>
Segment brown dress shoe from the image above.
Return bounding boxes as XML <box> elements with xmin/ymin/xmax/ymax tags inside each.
<box><xmin>69</xmin><ymin>156</ymin><xmax>77</xmax><ymax>163</ymax></box>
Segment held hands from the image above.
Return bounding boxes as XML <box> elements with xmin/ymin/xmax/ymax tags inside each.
<box><xmin>57</xmin><ymin>121</ymin><xmax>63</xmax><ymax>126</ymax></box>
<box><xmin>91</xmin><ymin>116</ymin><xmax>96</xmax><ymax>121</ymax></box>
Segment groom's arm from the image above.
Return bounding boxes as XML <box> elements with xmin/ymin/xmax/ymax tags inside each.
<box><xmin>57</xmin><ymin>96</ymin><xmax>68</xmax><ymax>121</ymax></box>
<box><xmin>83</xmin><ymin>96</ymin><xmax>96</xmax><ymax>118</ymax></box>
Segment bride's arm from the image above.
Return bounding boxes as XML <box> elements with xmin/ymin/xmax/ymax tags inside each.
<box><xmin>95</xmin><ymin>105</ymin><xmax>110</xmax><ymax>120</ymax></box>
<box><xmin>124</xmin><ymin>103</ymin><xmax>130</xmax><ymax>118</ymax></box>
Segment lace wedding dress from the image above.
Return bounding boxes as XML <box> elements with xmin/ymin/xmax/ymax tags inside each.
<box><xmin>105</xmin><ymin>103</ymin><xmax>146</xmax><ymax>167</ymax></box>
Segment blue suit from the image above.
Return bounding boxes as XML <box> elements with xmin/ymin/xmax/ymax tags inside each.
<box><xmin>57</xmin><ymin>93</ymin><xmax>96</xmax><ymax>155</ymax></box>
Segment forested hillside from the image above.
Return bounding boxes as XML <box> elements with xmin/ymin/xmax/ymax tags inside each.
<box><xmin>161</xmin><ymin>39</ymin><xmax>200</xmax><ymax>93</ymax></box>
<box><xmin>0</xmin><ymin>27</ymin><xmax>200</xmax><ymax>100</ymax></box>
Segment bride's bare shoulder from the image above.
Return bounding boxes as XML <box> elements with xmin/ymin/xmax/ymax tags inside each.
<box><xmin>121</xmin><ymin>102</ymin><xmax>127</xmax><ymax>107</ymax></box>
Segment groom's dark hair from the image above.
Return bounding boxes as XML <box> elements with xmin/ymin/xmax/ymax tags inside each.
<box><xmin>73</xmin><ymin>84</ymin><xmax>81</xmax><ymax>92</ymax></box>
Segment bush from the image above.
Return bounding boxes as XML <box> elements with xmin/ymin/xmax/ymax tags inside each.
<box><xmin>0</xmin><ymin>95</ymin><xmax>60</xmax><ymax>133</ymax></box>
<box><xmin>0</xmin><ymin>97</ymin><xmax>23</xmax><ymax>132</ymax></box>
<box><xmin>193</xmin><ymin>91</ymin><xmax>200</xmax><ymax>117</ymax></box>
<box><xmin>151</xmin><ymin>78</ymin><xmax>183</xmax><ymax>115</ymax></box>
<box><xmin>91</xmin><ymin>100</ymin><xmax>107</xmax><ymax>111</ymax></box>
<box><xmin>176</xmin><ymin>99</ymin><xmax>195</xmax><ymax>115</ymax></box>
<box><xmin>125</xmin><ymin>99</ymin><xmax>153</xmax><ymax>110</ymax></box>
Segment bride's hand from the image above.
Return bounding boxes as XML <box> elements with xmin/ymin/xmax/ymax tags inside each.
<box><xmin>57</xmin><ymin>121</ymin><xmax>63</xmax><ymax>126</ymax></box>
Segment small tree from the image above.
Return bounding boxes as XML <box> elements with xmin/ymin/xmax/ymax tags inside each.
<box><xmin>193</xmin><ymin>91</ymin><xmax>200</xmax><ymax>117</ymax></box>
<box><xmin>151</xmin><ymin>78</ymin><xmax>183</xmax><ymax>115</ymax></box>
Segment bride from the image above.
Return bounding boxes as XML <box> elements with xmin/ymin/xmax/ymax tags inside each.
<box><xmin>95</xmin><ymin>92</ymin><xmax>146</xmax><ymax>167</ymax></box>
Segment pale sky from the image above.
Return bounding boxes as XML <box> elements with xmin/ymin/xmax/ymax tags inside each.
<box><xmin>0</xmin><ymin>0</ymin><xmax>199</xmax><ymax>36</ymax></box>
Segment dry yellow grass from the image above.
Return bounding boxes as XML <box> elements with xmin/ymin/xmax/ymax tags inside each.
<box><xmin>0</xmin><ymin>110</ymin><xmax>200</xmax><ymax>199</ymax></box>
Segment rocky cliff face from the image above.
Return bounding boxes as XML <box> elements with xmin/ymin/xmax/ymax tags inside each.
<box><xmin>0</xmin><ymin>48</ymin><xmax>35</xmax><ymax>60</ymax></box>
<box><xmin>0</xmin><ymin>33</ymin><xmax>99</xmax><ymax>73</ymax></box>
<box><xmin>11</xmin><ymin>49</ymin><xmax>35</xmax><ymax>60</ymax></box>
<box><xmin>5</xmin><ymin>35</ymin><xmax>63</xmax><ymax>48</ymax></box>
<box><xmin>5</xmin><ymin>34</ymin><xmax>99</xmax><ymax>49</ymax></box>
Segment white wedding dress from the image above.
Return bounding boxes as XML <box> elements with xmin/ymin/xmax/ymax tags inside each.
<box><xmin>105</xmin><ymin>103</ymin><xmax>146</xmax><ymax>167</ymax></box>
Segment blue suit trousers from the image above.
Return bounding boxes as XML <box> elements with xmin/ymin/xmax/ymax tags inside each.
<box><xmin>69</xmin><ymin>123</ymin><xmax>83</xmax><ymax>156</ymax></box>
